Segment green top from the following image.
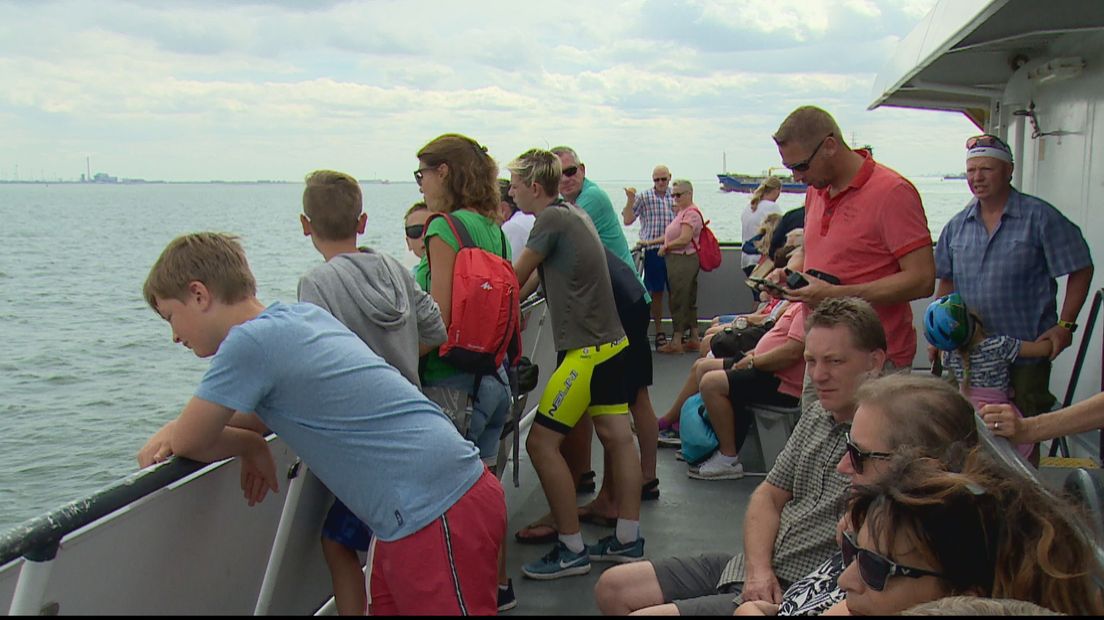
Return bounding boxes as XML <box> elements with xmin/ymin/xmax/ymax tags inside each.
<box><xmin>574</xmin><ymin>178</ymin><xmax>651</xmax><ymax>304</ymax></box>
<box><xmin>418</xmin><ymin>209</ymin><xmax>511</xmax><ymax>383</ymax></box>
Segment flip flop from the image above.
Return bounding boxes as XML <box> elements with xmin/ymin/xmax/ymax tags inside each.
<box><xmin>683</xmin><ymin>339</ymin><xmax>702</xmax><ymax>353</ymax></box>
<box><xmin>642</xmin><ymin>478</ymin><xmax>660</xmax><ymax>501</ymax></box>
<box><xmin>657</xmin><ymin>342</ymin><xmax>681</xmax><ymax>355</ymax></box>
<box><xmin>514</xmin><ymin>520</ymin><xmax>558</xmax><ymax>545</ymax></box>
<box><xmin>654</xmin><ymin>332</ymin><xmax>669</xmax><ymax>351</ymax></box>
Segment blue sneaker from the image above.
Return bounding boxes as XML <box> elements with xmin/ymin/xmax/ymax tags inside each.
<box><xmin>587</xmin><ymin>535</ymin><xmax>646</xmax><ymax>563</ymax></box>
<box><xmin>521</xmin><ymin>542</ymin><xmax>592</xmax><ymax>580</ymax></box>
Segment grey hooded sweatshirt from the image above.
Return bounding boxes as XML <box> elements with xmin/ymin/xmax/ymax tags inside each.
<box><xmin>297</xmin><ymin>248</ymin><xmax>445</xmax><ymax>387</ymax></box>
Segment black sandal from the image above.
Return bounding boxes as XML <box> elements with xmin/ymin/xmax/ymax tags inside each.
<box><xmin>654</xmin><ymin>332</ymin><xmax>669</xmax><ymax>351</ymax></box>
<box><xmin>641</xmin><ymin>478</ymin><xmax>660</xmax><ymax>501</ymax></box>
<box><xmin>576</xmin><ymin>470</ymin><xmax>596</xmax><ymax>494</ymax></box>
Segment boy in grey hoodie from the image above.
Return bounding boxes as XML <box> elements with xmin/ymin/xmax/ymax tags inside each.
<box><xmin>297</xmin><ymin>169</ymin><xmax>446</xmax><ymax>615</ymax></box>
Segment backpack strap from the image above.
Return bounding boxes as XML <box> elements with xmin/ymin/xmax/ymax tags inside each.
<box><xmin>686</xmin><ymin>206</ymin><xmax>706</xmax><ymax>252</ymax></box>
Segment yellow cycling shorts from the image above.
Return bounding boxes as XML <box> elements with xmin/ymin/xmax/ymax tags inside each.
<box><xmin>535</xmin><ymin>338</ymin><xmax>630</xmax><ymax>434</ymax></box>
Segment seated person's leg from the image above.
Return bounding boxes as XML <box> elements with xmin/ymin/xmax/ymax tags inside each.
<box><xmin>664</xmin><ymin>357</ymin><xmax>726</xmax><ymax>421</ymax></box>
<box><xmin>595</xmin><ymin>553</ymin><xmax>738</xmax><ymax>616</ymax></box>
<box><xmin>699</xmin><ymin>369</ymin><xmax>740</xmax><ymax>457</ymax></box>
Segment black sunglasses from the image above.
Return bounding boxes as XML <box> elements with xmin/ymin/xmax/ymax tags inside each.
<box><xmin>413</xmin><ymin>166</ymin><xmax>435</xmax><ymax>186</ymax></box>
<box><xmin>562</xmin><ymin>165</ymin><xmax>579</xmax><ymax>178</ymax></box>
<box><xmin>653</xmin><ymin>176</ymin><xmax>669</xmax><ymax>182</ymax></box>
<box><xmin>785</xmin><ymin>134</ymin><xmax>831</xmax><ymax>172</ymax></box>
<box><xmin>841</xmin><ymin>530</ymin><xmax>944</xmax><ymax>591</ymax></box>
<box><xmin>845</xmin><ymin>430</ymin><xmax>893</xmax><ymax>474</ymax></box>
<box><xmin>404</xmin><ymin>224</ymin><xmax>425</xmax><ymax>239</ymax></box>
<box><xmin>671</xmin><ymin>192</ymin><xmax>685</xmax><ymax>198</ymax></box>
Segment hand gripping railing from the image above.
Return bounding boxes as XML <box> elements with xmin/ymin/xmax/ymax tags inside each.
<box><xmin>1050</xmin><ymin>287</ymin><xmax>1104</xmax><ymax>459</ymax></box>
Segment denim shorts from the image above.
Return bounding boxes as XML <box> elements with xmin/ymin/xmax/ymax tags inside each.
<box><xmin>425</xmin><ymin>367</ymin><xmax>511</xmax><ymax>463</ymax></box>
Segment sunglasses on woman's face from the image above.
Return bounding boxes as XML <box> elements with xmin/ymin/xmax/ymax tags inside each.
<box><xmin>845</xmin><ymin>430</ymin><xmax>893</xmax><ymax>474</ymax></box>
<box><xmin>841</xmin><ymin>530</ymin><xmax>944</xmax><ymax>591</ymax></box>
<box><xmin>405</xmin><ymin>224</ymin><xmax>425</xmax><ymax>239</ymax></box>
<box><xmin>413</xmin><ymin>166</ymin><xmax>435</xmax><ymax>186</ymax></box>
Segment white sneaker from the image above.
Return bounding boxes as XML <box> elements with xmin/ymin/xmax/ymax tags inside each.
<box><xmin>688</xmin><ymin>455</ymin><xmax>744</xmax><ymax>480</ymax></box>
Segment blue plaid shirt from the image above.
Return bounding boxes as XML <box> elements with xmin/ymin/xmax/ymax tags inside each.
<box><xmin>935</xmin><ymin>188</ymin><xmax>1092</xmax><ymax>342</ymax></box>
<box><xmin>631</xmin><ymin>187</ymin><xmax>675</xmax><ymax>241</ymax></box>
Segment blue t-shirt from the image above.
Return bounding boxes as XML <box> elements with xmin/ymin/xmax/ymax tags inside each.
<box><xmin>194</xmin><ymin>302</ymin><xmax>484</xmax><ymax>542</ymax></box>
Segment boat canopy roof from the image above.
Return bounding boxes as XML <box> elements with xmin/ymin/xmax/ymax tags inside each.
<box><xmin>869</xmin><ymin>0</ymin><xmax>1104</xmax><ymax>129</ymax></box>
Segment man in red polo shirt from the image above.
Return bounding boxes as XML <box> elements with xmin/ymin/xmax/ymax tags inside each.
<box><xmin>772</xmin><ymin>106</ymin><xmax>935</xmax><ymax>371</ymax></box>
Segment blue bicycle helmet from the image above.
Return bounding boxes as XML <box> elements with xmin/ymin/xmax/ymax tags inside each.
<box><xmin>924</xmin><ymin>293</ymin><xmax>976</xmax><ymax>351</ymax></box>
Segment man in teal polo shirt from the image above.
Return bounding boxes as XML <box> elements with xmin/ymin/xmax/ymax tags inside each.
<box><xmin>551</xmin><ymin>146</ymin><xmax>635</xmax><ymax>271</ymax></box>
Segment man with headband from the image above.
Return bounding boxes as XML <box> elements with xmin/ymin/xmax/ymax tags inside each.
<box><xmin>934</xmin><ymin>133</ymin><xmax>1093</xmax><ymax>435</ymax></box>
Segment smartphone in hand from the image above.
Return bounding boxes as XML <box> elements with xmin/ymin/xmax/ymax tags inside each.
<box><xmin>745</xmin><ymin>277</ymin><xmax>787</xmax><ymax>296</ymax></box>
<box><xmin>785</xmin><ymin>269</ymin><xmax>841</xmax><ymax>289</ymax></box>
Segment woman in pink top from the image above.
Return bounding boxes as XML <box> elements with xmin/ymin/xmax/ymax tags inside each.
<box><xmin>658</xmin><ymin>179</ymin><xmax>704</xmax><ymax>353</ymax></box>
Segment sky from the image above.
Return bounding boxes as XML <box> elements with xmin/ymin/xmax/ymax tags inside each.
<box><xmin>0</xmin><ymin>0</ymin><xmax>982</xmax><ymax>182</ymax></box>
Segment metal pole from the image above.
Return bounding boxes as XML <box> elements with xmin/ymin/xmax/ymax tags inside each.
<box><xmin>1012</xmin><ymin>112</ymin><xmax>1025</xmax><ymax>188</ymax></box>
<box><xmin>8</xmin><ymin>542</ymin><xmax>59</xmax><ymax>616</ymax></box>
<box><xmin>253</xmin><ymin>460</ymin><xmax>307</xmax><ymax>616</ymax></box>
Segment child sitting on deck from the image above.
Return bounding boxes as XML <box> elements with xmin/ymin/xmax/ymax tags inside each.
<box><xmin>136</xmin><ymin>232</ymin><xmax>504</xmax><ymax>615</ymax></box>
<box><xmin>296</xmin><ymin>170</ymin><xmax>447</xmax><ymax>615</ymax></box>
<box><xmin>923</xmin><ymin>293</ymin><xmax>1052</xmax><ymax>460</ymax></box>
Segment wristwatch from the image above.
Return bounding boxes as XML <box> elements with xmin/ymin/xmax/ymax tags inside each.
<box><xmin>1058</xmin><ymin>320</ymin><xmax>1078</xmax><ymax>333</ymax></box>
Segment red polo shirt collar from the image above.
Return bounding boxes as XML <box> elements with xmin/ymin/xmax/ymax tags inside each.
<box><xmin>816</xmin><ymin>149</ymin><xmax>875</xmax><ymax>235</ymax></box>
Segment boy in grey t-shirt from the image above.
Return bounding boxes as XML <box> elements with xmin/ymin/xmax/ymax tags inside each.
<box><xmin>508</xmin><ymin>148</ymin><xmax>645</xmax><ymax>581</ymax></box>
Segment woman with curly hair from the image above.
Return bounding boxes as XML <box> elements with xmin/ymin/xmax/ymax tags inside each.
<box><xmin>838</xmin><ymin>452</ymin><xmax>1104</xmax><ymax>616</ymax></box>
<box><xmin>415</xmin><ymin>133</ymin><xmax>517</xmax><ymax>609</ymax></box>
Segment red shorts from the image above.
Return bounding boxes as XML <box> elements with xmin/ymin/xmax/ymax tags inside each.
<box><xmin>368</xmin><ymin>467</ymin><xmax>506</xmax><ymax>615</ymax></box>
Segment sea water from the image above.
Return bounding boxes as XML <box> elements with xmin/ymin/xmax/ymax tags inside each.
<box><xmin>0</xmin><ymin>177</ymin><xmax>973</xmax><ymax>533</ymax></box>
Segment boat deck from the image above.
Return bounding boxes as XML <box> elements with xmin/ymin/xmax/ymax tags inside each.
<box><xmin>501</xmin><ymin>348</ymin><xmax>761</xmax><ymax>615</ymax></box>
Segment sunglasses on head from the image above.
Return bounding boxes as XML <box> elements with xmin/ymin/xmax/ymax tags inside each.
<box><xmin>404</xmin><ymin>224</ymin><xmax>425</xmax><ymax>239</ymax></box>
<box><xmin>841</xmin><ymin>530</ymin><xmax>944</xmax><ymax>591</ymax></box>
<box><xmin>965</xmin><ymin>134</ymin><xmax>1011</xmax><ymax>151</ymax></box>
<box><xmin>562</xmin><ymin>165</ymin><xmax>579</xmax><ymax>178</ymax></box>
<box><xmin>845</xmin><ymin>430</ymin><xmax>893</xmax><ymax>474</ymax></box>
<box><xmin>654</xmin><ymin>176</ymin><xmax>670</xmax><ymax>183</ymax></box>
<box><xmin>785</xmin><ymin>133</ymin><xmax>832</xmax><ymax>172</ymax></box>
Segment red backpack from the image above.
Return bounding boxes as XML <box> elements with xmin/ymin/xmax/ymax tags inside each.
<box><xmin>688</xmin><ymin>207</ymin><xmax>722</xmax><ymax>272</ymax></box>
<box><xmin>426</xmin><ymin>213</ymin><xmax>522</xmax><ymax>380</ymax></box>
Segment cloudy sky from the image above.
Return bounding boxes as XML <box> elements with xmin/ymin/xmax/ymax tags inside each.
<box><xmin>0</xmin><ymin>0</ymin><xmax>981</xmax><ymax>182</ymax></box>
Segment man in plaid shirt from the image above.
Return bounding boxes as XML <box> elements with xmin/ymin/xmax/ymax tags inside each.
<box><xmin>623</xmin><ymin>165</ymin><xmax>676</xmax><ymax>346</ymax></box>
<box><xmin>935</xmin><ymin>134</ymin><xmax>1093</xmax><ymax>422</ymax></box>
<box><xmin>595</xmin><ymin>298</ymin><xmax>887</xmax><ymax>615</ymax></box>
